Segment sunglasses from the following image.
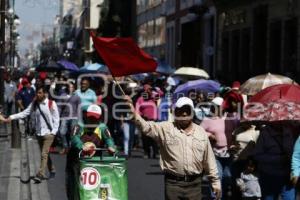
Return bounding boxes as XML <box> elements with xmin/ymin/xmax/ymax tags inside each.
<box><xmin>174</xmin><ymin>105</ymin><xmax>193</xmax><ymax>117</ymax></box>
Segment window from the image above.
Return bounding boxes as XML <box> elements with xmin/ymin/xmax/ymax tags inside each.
<box><xmin>138</xmin><ymin>24</ymin><xmax>147</xmax><ymax>48</ymax></box>
<box><xmin>155</xmin><ymin>17</ymin><xmax>166</xmax><ymax>45</ymax></box>
<box><xmin>147</xmin><ymin>20</ymin><xmax>155</xmax><ymax>47</ymax></box>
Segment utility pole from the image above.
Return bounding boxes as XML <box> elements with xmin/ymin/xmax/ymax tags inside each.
<box><xmin>0</xmin><ymin>0</ymin><xmax>5</xmax><ymax>106</ymax></box>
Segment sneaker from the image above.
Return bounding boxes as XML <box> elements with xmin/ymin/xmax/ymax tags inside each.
<box><xmin>33</xmin><ymin>174</ymin><xmax>46</xmax><ymax>183</ymax></box>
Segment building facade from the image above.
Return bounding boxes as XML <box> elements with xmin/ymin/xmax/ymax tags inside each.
<box><xmin>215</xmin><ymin>0</ymin><xmax>300</xmax><ymax>83</ymax></box>
<box><xmin>136</xmin><ymin>0</ymin><xmax>167</xmax><ymax>61</ymax></box>
<box><xmin>136</xmin><ymin>0</ymin><xmax>217</xmax><ymax>76</ymax></box>
<box><xmin>59</xmin><ymin>0</ymin><xmax>134</xmax><ymax>66</ymax></box>
<box><xmin>165</xmin><ymin>0</ymin><xmax>216</xmax><ymax>72</ymax></box>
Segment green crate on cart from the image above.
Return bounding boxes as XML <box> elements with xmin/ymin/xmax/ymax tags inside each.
<box><xmin>76</xmin><ymin>156</ymin><xmax>128</xmax><ymax>200</ymax></box>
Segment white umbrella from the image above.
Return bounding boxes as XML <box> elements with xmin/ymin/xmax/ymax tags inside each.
<box><xmin>173</xmin><ymin>67</ymin><xmax>209</xmax><ymax>79</ymax></box>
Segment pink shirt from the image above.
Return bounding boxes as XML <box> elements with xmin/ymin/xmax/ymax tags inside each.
<box><xmin>135</xmin><ymin>96</ymin><xmax>158</xmax><ymax>120</ymax></box>
<box><xmin>200</xmin><ymin>117</ymin><xmax>237</xmax><ymax>148</ymax></box>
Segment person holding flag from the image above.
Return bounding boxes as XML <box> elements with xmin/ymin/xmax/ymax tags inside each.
<box><xmin>124</xmin><ymin>96</ymin><xmax>221</xmax><ymax>200</ymax></box>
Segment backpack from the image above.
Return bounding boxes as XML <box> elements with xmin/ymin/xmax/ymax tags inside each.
<box><xmin>48</xmin><ymin>99</ymin><xmax>53</xmax><ymax>111</ymax></box>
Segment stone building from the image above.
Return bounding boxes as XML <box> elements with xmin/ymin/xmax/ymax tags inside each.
<box><xmin>215</xmin><ymin>0</ymin><xmax>300</xmax><ymax>83</ymax></box>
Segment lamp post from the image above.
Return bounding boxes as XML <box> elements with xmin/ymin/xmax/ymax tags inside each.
<box><xmin>7</xmin><ymin>8</ymin><xmax>20</xmax><ymax>69</ymax></box>
<box><xmin>0</xmin><ymin>0</ymin><xmax>5</xmax><ymax>106</ymax></box>
<box><xmin>7</xmin><ymin>4</ymin><xmax>21</xmax><ymax>148</ymax></box>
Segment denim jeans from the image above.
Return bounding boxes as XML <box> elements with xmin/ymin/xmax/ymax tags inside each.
<box><xmin>59</xmin><ymin>119</ymin><xmax>77</xmax><ymax>148</ymax></box>
<box><xmin>216</xmin><ymin>157</ymin><xmax>232</xmax><ymax>200</ymax></box>
<box><xmin>259</xmin><ymin>173</ymin><xmax>295</xmax><ymax>200</ymax></box>
<box><xmin>122</xmin><ymin>121</ymin><xmax>135</xmax><ymax>156</ymax></box>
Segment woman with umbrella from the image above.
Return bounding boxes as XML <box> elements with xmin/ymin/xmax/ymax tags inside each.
<box><xmin>251</xmin><ymin>121</ymin><xmax>297</xmax><ymax>200</ymax></box>
<box><xmin>245</xmin><ymin>84</ymin><xmax>300</xmax><ymax>200</ymax></box>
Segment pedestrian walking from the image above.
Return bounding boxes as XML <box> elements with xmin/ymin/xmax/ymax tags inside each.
<box><xmin>75</xmin><ymin>77</ymin><xmax>97</xmax><ymax>111</ymax></box>
<box><xmin>200</xmin><ymin>97</ymin><xmax>239</xmax><ymax>199</ymax></box>
<box><xmin>4</xmin><ymin>74</ymin><xmax>17</xmax><ymax>116</ymax></box>
<box><xmin>291</xmin><ymin>135</ymin><xmax>300</xmax><ymax>188</ymax></box>
<box><xmin>236</xmin><ymin>159</ymin><xmax>262</xmax><ymax>200</ymax></box>
<box><xmin>1</xmin><ymin>86</ymin><xmax>60</xmax><ymax>183</ymax></box>
<box><xmin>125</xmin><ymin>95</ymin><xmax>221</xmax><ymax>200</ymax></box>
<box><xmin>58</xmin><ymin>82</ymin><xmax>81</xmax><ymax>154</ymax></box>
<box><xmin>16</xmin><ymin>78</ymin><xmax>36</xmax><ymax>136</ymax></box>
<box><xmin>135</xmin><ymin>84</ymin><xmax>159</xmax><ymax>159</ymax></box>
<box><xmin>252</xmin><ymin>122</ymin><xmax>296</xmax><ymax>200</ymax></box>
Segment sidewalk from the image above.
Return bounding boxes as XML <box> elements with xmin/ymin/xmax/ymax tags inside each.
<box><xmin>0</xmin><ymin>122</ymin><xmax>51</xmax><ymax>200</ymax></box>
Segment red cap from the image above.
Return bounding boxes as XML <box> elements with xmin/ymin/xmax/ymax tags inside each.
<box><xmin>86</xmin><ymin>104</ymin><xmax>102</xmax><ymax>119</ymax></box>
<box><xmin>231</xmin><ymin>81</ymin><xmax>240</xmax><ymax>90</ymax></box>
<box><xmin>21</xmin><ymin>78</ymin><xmax>29</xmax><ymax>86</ymax></box>
<box><xmin>39</xmin><ymin>72</ymin><xmax>47</xmax><ymax>80</ymax></box>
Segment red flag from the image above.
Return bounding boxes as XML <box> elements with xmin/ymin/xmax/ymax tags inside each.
<box><xmin>91</xmin><ymin>32</ymin><xmax>157</xmax><ymax>77</ymax></box>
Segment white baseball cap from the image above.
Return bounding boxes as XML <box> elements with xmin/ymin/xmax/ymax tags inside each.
<box><xmin>87</xmin><ymin>104</ymin><xmax>102</xmax><ymax>119</ymax></box>
<box><xmin>212</xmin><ymin>97</ymin><xmax>224</xmax><ymax>106</ymax></box>
<box><xmin>175</xmin><ymin>97</ymin><xmax>194</xmax><ymax>109</ymax></box>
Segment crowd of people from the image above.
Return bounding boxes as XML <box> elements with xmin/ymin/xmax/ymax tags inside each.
<box><xmin>1</xmin><ymin>69</ymin><xmax>300</xmax><ymax>200</ymax></box>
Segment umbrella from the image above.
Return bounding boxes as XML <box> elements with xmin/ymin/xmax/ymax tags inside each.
<box><xmin>249</xmin><ymin>84</ymin><xmax>300</xmax><ymax>103</ymax></box>
<box><xmin>156</xmin><ymin>61</ymin><xmax>175</xmax><ymax>75</ymax></box>
<box><xmin>240</xmin><ymin>73</ymin><xmax>296</xmax><ymax>96</ymax></box>
<box><xmin>174</xmin><ymin>79</ymin><xmax>220</xmax><ymax>96</ymax></box>
<box><xmin>167</xmin><ymin>76</ymin><xmax>180</xmax><ymax>86</ymax></box>
<box><xmin>244</xmin><ymin>84</ymin><xmax>300</xmax><ymax>121</ymax></box>
<box><xmin>172</xmin><ymin>67</ymin><xmax>209</xmax><ymax>79</ymax></box>
<box><xmin>36</xmin><ymin>60</ymin><xmax>62</xmax><ymax>72</ymax></box>
<box><xmin>57</xmin><ymin>60</ymin><xmax>79</xmax><ymax>72</ymax></box>
<box><xmin>79</xmin><ymin>63</ymin><xmax>109</xmax><ymax>74</ymax></box>
<box><xmin>130</xmin><ymin>73</ymin><xmax>149</xmax><ymax>81</ymax></box>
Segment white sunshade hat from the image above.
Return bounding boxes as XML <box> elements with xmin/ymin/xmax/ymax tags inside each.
<box><xmin>175</xmin><ymin>97</ymin><xmax>194</xmax><ymax>109</ymax></box>
<box><xmin>212</xmin><ymin>97</ymin><xmax>224</xmax><ymax>106</ymax></box>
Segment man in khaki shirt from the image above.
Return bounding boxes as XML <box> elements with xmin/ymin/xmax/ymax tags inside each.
<box><xmin>125</xmin><ymin>96</ymin><xmax>221</xmax><ymax>200</ymax></box>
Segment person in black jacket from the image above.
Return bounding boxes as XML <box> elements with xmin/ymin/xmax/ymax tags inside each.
<box><xmin>252</xmin><ymin>122</ymin><xmax>297</xmax><ymax>200</ymax></box>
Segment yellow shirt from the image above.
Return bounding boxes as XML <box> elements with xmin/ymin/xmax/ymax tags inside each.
<box><xmin>135</xmin><ymin>114</ymin><xmax>221</xmax><ymax>191</ymax></box>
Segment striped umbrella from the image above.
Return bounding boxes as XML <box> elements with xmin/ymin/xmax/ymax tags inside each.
<box><xmin>240</xmin><ymin>73</ymin><xmax>297</xmax><ymax>96</ymax></box>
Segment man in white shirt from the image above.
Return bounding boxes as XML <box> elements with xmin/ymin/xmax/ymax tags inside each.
<box><xmin>3</xmin><ymin>86</ymin><xmax>60</xmax><ymax>183</ymax></box>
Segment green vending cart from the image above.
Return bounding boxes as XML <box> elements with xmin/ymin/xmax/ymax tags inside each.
<box><xmin>76</xmin><ymin>154</ymin><xmax>128</xmax><ymax>200</ymax></box>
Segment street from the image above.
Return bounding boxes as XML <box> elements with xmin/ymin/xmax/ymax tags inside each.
<box><xmin>48</xmin><ymin>150</ymin><xmax>164</xmax><ymax>200</ymax></box>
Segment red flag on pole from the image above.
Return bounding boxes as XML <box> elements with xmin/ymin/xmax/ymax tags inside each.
<box><xmin>91</xmin><ymin>32</ymin><xmax>157</xmax><ymax>77</ymax></box>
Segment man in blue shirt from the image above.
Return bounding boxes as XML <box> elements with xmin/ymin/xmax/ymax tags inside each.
<box><xmin>75</xmin><ymin>78</ymin><xmax>97</xmax><ymax>111</ymax></box>
<box><xmin>16</xmin><ymin>78</ymin><xmax>35</xmax><ymax>110</ymax></box>
<box><xmin>16</xmin><ymin>78</ymin><xmax>36</xmax><ymax>136</ymax></box>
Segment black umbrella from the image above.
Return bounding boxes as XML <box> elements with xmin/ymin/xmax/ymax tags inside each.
<box><xmin>36</xmin><ymin>60</ymin><xmax>62</xmax><ymax>72</ymax></box>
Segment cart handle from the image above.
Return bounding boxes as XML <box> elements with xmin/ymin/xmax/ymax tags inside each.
<box><xmin>78</xmin><ymin>148</ymin><xmax>119</xmax><ymax>159</ymax></box>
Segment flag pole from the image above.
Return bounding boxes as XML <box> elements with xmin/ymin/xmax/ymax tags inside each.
<box><xmin>111</xmin><ymin>75</ymin><xmax>126</xmax><ymax>96</ymax></box>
